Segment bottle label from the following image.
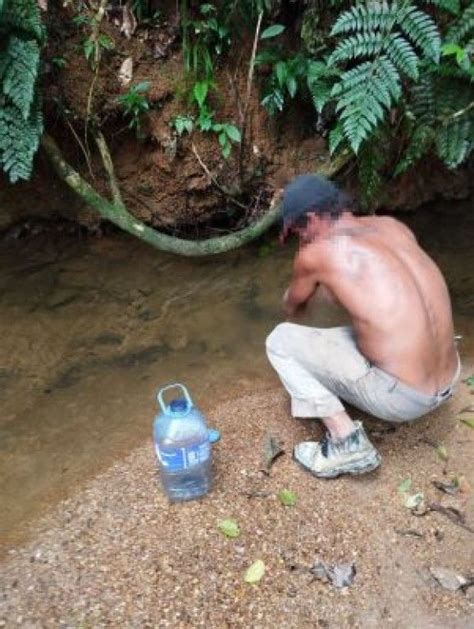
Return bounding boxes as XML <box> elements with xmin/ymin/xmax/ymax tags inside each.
<box><xmin>156</xmin><ymin>440</ymin><xmax>210</xmax><ymax>473</ymax></box>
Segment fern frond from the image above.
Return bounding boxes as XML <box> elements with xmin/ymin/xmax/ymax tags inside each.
<box><xmin>0</xmin><ymin>0</ymin><xmax>45</xmax><ymax>41</ymax></box>
<box><xmin>386</xmin><ymin>33</ymin><xmax>419</xmax><ymax>79</ymax></box>
<box><xmin>331</xmin><ymin>3</ymin><xmax>396</xmax><ymax>36</ymax></box>
<box><xmin>306</xmin><ymin>60</ymin><xmax>340</xmax><ymax>113</ymax></box>
<box><xmin>329</xmin><ymin>122</ymin><xmax>346</xmax><ymax>155</ymax></box>
<box><xmin>446</xmin><ymin>3</ymin><xmax>474</xmax><ymax>44</ymax></box>
<box><xmin>0</xmin><ymin>98</ymin><xmax>43</xmax><ymax>182</ymax></box>
<box><xmin>394</xmin><ymin>124</ymin><xmax>435</xmax><ymax>174</ymax></box>
<box><xmin>436</xmin><ymin>117</ymin><xmax>473</xmax><ymax>167</ymax></box>
<box><xmin>358</xmin><ymin>137</ymin><xmax>387</xmax><ymax>208</ymax></box>
<box><xmin>422</xmin><ymin>0</ymin><xmax>460</xmax><ymax>16</ymax></box>
<box><xmin>1</xmin><ymin>36</ymin><xmax>40</xmax><ymax>119</ymax></box>
<box><xmin>399</xmin><ymin>5</ymin><xmax>441</xmax><ymax>62</ymax></box>
<box><xmin>334</xmin><ymin>55</ymin><xmax>402</xmax><ymax>153</ymax></box>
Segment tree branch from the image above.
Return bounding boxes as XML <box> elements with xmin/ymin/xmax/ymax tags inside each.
<box><xmin>41</xmin><ymin>133</ymin><xmax>351</xmax><ymax>257</ymax></box>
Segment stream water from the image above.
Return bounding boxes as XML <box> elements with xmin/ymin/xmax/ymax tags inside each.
<box><xmin>1</xmin><ymin>200</ymin><xmax>473</xmax><ymax>551</ymax></box>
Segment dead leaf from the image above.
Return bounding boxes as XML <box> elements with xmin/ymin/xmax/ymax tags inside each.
<box><xmin>310</xmin><ymin>560</ymin><xmax>356</xmax><ymax>588</ymax></box>
<box><xmin>432</xmin><ymin>479</ymin><xmax>459</xmax><ymax>496</ymax></box>
<box><xmin>118</xmin><ymin>57</ymin><xmax>133</xmax><ymax>87</ymax></box>
<box><xmin>428</xmin><ymin>502</ymin><xmax>474</xmax><ymax>534</ymax></box>
<box><xmin>430</xmin><ymin>567</ymin><xmax>469</xmax><ymax>591</ymax></box>
<box><xmin>459</xmin><ymin>404</ymin><xmax>474</xmax><ymax>413</ymax></box>
<box><xmin>261</xmin><ymin>434</ymin><xmax>284</xmax><ymax>475</ymax></box>
<box><xmin>330</xmin><ymin>563</ymin><xmax>357</xmax><ymax>588</ymax></box>
<box><xmin>121</xmin><ymin>2</ymin><xmax>137</xmax><ymax>39</ymax></box>
<box><xmin>394</xmin><ymin>528</ymin><xmax>424</xmax><ymax>538</ymax></box>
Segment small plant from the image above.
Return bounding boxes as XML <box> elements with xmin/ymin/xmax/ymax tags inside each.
<box><xmin>171</xmin><ymin>114</ymin><xmax>194</xmax><ymax>136</ymax></box>
<box><xmin>51</xmin><ymin>55</ymin><xmax>67</xmax><ymax>69</ymax></box>
<box><xmin>83</xmin><ymin>33</ymin><xmax>114</xmax><ymax>69</ymax></box>
<box><xmin>212</xmin><ymin>122</ymin><xmax>241</xmax><ymax>158</ymax></box>
<box><xmin>117</xmin><ymin>81</ymin><xmax>151</xmax><ymax>137</ymax></box>
<box><xmin>171</xmin><ymin>110</ymin><xmax>240</xmax><ymax>159</ymax></box>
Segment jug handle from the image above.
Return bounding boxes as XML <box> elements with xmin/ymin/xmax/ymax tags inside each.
<box><xmin>157</xmin><ymin>383</ymin><xmax>193</xmax><ymax>415</ymax></box>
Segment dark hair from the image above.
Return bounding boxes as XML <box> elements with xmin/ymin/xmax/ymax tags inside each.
<box><xmin>281</xmin><ymin>174</ymin><xmax>352</xmax><ymax>230</ymax></box>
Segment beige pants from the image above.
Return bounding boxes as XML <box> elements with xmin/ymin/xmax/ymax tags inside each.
<box><xmin>266</xmin><ymin>323</ymin><xmax>460</xmax><ymax>423</ymax></box>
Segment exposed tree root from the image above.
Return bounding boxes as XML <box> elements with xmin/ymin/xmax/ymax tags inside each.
<box><xmin>41</xmin><ymin>132</ymin><xmax>351</xmax><ymax>257</ymax></box>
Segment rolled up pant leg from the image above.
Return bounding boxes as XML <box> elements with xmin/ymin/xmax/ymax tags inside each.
<box><xmin>266</xmin><ymin>323</ymin><xmax>371</xmax><ymax>418</ymax></box>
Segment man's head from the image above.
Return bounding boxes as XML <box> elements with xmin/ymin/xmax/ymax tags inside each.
<box><xmin>281</xmin><ymin>174</ymin><xmax>353</xmax><ymax>242</ymax></box>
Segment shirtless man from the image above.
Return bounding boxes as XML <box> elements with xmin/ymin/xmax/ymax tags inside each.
<box><xmin>266</xmin><ymin>174</ymin><xmax>460</xmax><ymax>478</ymax></box>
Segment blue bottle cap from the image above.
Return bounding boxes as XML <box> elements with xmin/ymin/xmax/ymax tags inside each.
<box><xmin>170</xmin><ymin>398</ymin><xmax>188</xmax><ymax>414</ymax></box>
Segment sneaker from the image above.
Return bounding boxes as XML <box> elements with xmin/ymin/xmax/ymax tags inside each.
<box><xmin>293</xmin><ymin>421</ymin><xmax>381</xmax><ymax>478</ymax></box>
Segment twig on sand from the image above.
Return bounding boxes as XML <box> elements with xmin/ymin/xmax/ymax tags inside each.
<box><xmin>428</xmin><ymin>502</ymin><xmax>474</xmax><ymax>534</ymax></box>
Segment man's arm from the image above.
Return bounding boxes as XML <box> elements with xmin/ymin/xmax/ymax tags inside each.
<box><xmin>283</xmin><ymin>253</ymin><xmax>320</xmax><ymax>317</ymax></box>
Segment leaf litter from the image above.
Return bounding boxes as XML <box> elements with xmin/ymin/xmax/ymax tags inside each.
<box><xmin>217</xmin><ymin>519</ymin><xmax>240</xmax><ymax>539</ymax></box>
<box><xmin>277</xmin><ymin>489</ymin><xmax>297</xmax><ymax>507</ymax></box>
<box><xmin>430</xmin><ymin>567</ymin><xmax>474</xmax><ymax>592</ymax></box>
<box><xmin>261</xmin><ymin>434</ymin><xmax>284</xmax><ymax>475</ymax></box>
<box><xmin>310</xmin><ymin>560</ymin><xmax>356</xmax><ymax>588</ymax></box>
<box><xmin>244</xmin><ymin>559</ymin><xmax>265</xmax><ymax>584</ymax></box>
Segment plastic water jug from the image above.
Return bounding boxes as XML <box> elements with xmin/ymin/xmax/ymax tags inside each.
<box><xmin>153</xmin><ymin>383</ymin><xmax>212</xmax><ymax>502</ymax></box>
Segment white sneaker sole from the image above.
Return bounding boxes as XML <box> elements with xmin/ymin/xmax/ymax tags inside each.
<box><xmin>293</xmin><ymin>450</ymin><xmax>382</xmax><ymax>479</ymax></box>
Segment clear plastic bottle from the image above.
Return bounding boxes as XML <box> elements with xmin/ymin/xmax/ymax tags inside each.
<box><xmin>153</xmin><ymin>384</ymin><xmax>212</xmax><ymax>502</ymax></box>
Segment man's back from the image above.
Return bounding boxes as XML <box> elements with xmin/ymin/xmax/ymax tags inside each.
<box><xmin>298</xmin><ymin>215</ymin><xmax>458</xmax><ymax>394</ymax></box>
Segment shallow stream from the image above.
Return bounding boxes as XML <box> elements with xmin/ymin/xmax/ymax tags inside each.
<box><xmin>1</xmin><ymin>200</ymin><xmax>473</xmax><ymax>550</ymax></box>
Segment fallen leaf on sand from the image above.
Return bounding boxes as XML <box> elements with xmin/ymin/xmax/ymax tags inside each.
<box><xmin>394</xmin><ymin>528</ymin><xmax>424</xmax><ymax>538</ymax></box>
<box><xmin>398</xmin><ymin>478</ymin><xmax>412</xmax><ymax>493</ymax></box>
<box><xmin>436</xmin><ymin>444</ymin><xmax>448</xmax><ymax>461</ymax></box>
<box><xmin>118</xmin><ymin>57</ymin><xmax>133</xmax><ymax>87</ymax></box>
<box><xmin>310</xmin><ymin>560</ymin><xmax>356</xmax><ymax>588</ymax></box>
<box><xmin>217</xmin><ymin>519</ymin><xmax>240</xmax><ymax>539</ymax></box>
<box><xmin>459</xmin><ymin>417</ymin><xmax>474</xmax><ymax>429</ymax></box>
<box><xmin>405</xmin><ymin>493</ymin><xmax>425</xmax><ymax>510</ymax></box>
<box><xmin>459</xmin><ymin>404</ymin><xmax>474</xmax><ymax>413</ymax></box>
<box><xmin>244</xmin><ymin>560</ymin><xmax>265</xmax><ymax>584</ymax></box>
<box><xmin>261</xmin><ymin>434</ymin><xmax>284</xmax><ymax>475</ymax></box>
<box><xmin>430</xmin><ymin>566</ymin><xmax>470</xmax><ymax>591</ymax></box>
<box><xmin>432</xmin><ymin>479</ymin><xmax>459</xmax><ymax>496</ymax></box>
<box><xmin>277</xmin><ymin>489</ymin><xmax>297</xmax><ymax>507</ymax></box>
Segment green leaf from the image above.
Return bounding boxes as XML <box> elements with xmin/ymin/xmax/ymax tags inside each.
<box><xmin>221</xmin><ymin>142</ymin><xmax>231</xmax><ymax>159</ymax></box>
<box><xmin>278</xmin><ymin>489</ymin><xmax>297</xmax><ymax>506</ymax></box>
<box><xmin>218</xmin><ymin>131</ymin><xmax>227</xmax><ymax>148</ymax></box>
<box><xmin>275</xmin><ymin>61</ymin><xmax>287</xmax><ymax>87</ymax></box>
<box><xmin>217</xmin><ymin>519</ymin><xmax>240</xmax><ymax>538</ymax></box>
<box><xmin>436</xmin><ymin>445</ymin><xmax>448</xmax><ymax>461</ymax></box>
<box><xmin>135</xmin><ymin>81</ymin><xmax>151</xmax><ymax>93</ymax></box>
<box><xmin>193</xmin><ymin>81</ymin><xmax>209</xmax><ymax>107</ymax></box>
<box><xmin>398</xmin><ymin>478</ymin><xmax>412</xmax><ymax>493</ymax></box>
<box><xmin>460</xmin><ymin>417</ymin><xmax>474</xmax><ymax>429</ymax></box>
<box><xmin>464</xmin><ymin>375</ymin><xmax>474</xmax><ymax>387</ymax></box>
<box><xmin>224</xmin><ymin>124</ymin><xmax>241</xmax><ymax>143</ymax></box>
<box><xmin>286</xmin><ymin>76</ymin><xmax>297</xmax><ymax>98</ymax></box>
<box><xmin>244</xmin><ymin>559</ymin><xmax>266</xmax><ymax>583</ymax></box>
<box><xmin>260</xmin><ymin>24</ymin><xmax>285</xmax><ymax>40</ymax></box>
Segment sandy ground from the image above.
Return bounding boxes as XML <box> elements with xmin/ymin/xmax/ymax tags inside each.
<box><xmin>1</xmin><ymin>379</ymin><xmax>474</xmax><ymax>628</ymax></box>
